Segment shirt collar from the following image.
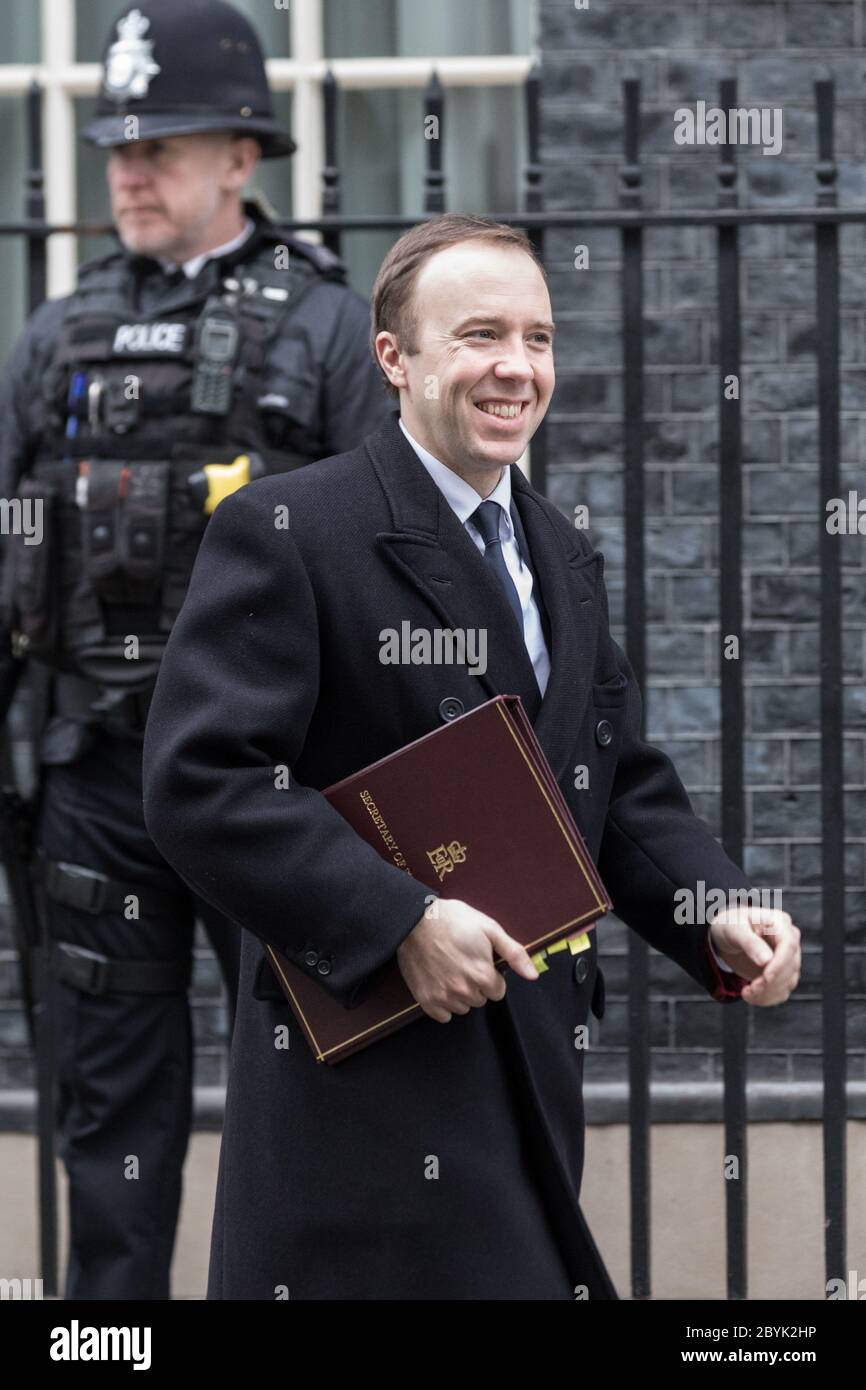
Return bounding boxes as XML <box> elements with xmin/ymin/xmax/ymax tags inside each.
<box><xmin>158</xmin><ymin>216</ymin><xmax>256</xmax><ymax>279</ymax></box>
<box><xmin>398</xmin><ymin>416</ymin><xmax>513</xmax><ymax>533</ymax></box>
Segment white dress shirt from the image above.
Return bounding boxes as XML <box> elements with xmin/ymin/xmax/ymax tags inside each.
<box><xmin>398</xmin><ymin>417</ymin><xmax>551</xmax><ymax>697</ymax></box>
<box><xmin>397</xmin><ymin>416</ymin><xmax>735</xmax><ymax>976</ymax></box>
<box><xmin>158</xmin><ymin>216</ymin><xmax>255</xmax><ymax>279</ymax></box>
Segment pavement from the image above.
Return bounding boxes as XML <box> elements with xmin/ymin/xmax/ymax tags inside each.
<box><xmin>1</xmin><ymin>1121</ymin><xmax>863</xmax><ymax>1299</ymax></box>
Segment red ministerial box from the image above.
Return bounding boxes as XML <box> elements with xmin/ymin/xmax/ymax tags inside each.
<box><xmin>265</xmin><ymin>694</ymin><xmax>611</xmax><ymax>1063</ymax></box>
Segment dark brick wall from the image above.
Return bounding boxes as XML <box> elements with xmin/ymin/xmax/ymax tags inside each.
<box><xmin>539</xmin><ymin>0</ymin><xmax>866</xmax><ymax>1097</ymax></box>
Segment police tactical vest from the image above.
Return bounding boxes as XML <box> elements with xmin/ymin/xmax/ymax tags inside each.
<box><xmin>1</xmin><ymin>231</ymin><xmax>343</xmax><ymax>692</ymax></box>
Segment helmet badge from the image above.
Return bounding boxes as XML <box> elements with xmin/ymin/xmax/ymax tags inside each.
<box><xmin>103</xmin><ymin>8</ymin><xmax>161</xmax><ymax>102</ymax></box>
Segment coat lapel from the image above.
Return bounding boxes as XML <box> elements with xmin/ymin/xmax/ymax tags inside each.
<box><xmin>370</xmin><ymin>412</ymin><xmax>543</xmax><ymax>718</ymax></box>
<box><xmin>509</xmin><ymin>469</ymin><xmax>603</xmax><ymax>784</ymax></box>
<box><xmin>367</xmin><ymin>411</ymin><xmax>603</xmax><ymax>781</ymax></box>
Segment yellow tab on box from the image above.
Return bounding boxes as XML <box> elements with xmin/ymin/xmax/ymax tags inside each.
<box><xmin>531</xmin><ymin>932</ymin><xmax>591</xmax><ymax>973</ymax></box>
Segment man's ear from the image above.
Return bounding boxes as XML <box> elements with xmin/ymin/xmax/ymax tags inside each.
<box><xmin>227</xmin><ymin>135</ymin><xmax>261</xmax><ymax>189</ymax></box>
<box><xmin>375</xmin><ymin>330</ymin><xmax>407</xmax><ymax>392</ymax></box>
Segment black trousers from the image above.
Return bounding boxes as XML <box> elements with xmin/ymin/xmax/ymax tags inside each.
<box><xmin>35</xmin><ymin>719</ymin><xmax>239</xmax><ymax>1301</ymax></box>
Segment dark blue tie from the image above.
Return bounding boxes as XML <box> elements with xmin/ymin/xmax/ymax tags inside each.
<box><xmin>470</xmin><ymin>500</ymin><xmax>524</xmax><ymax>631</ymax></box>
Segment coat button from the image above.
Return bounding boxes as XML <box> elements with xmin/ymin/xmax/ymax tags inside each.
<box><xmin>303</xmin><ymin>949</ymin><xmax>319</xmax><ymax>968</ymax></box>
<box><xmin>595</xmin><ymin>719</ymin><xmax>613</xmax><ymax>747</ymax></box>
<box><xmin>438</xmin><ymin>696</ymin><xmax>465</xmax><ymax>723</ymax></box>
<box><xmin>316</xmin><ymin>959</ymin><xmax>332</xmax><ymax>976</ymax></box>
<box><xmin>574</xmin><ymin>955</ymin><xmax>589</xmax><ymax>984</ymax></box>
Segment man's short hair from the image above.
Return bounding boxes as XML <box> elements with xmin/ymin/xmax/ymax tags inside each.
<box><xmin>369</xmin><ymin>213</ymin><xmax>548</xmax><ymax>398</ymax></box>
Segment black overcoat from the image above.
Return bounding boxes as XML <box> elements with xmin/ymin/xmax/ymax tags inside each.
<box><xmin>142</xmin><ymin>407</ymin><xmax>750</xmax><ymax>1300</ymax></box>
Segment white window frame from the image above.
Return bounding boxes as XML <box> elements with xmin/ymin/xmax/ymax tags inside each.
<box><xmin>1</xmin><ymin>0</ymin><xmax>535</xmax><ymax>472</ymax></box>
<box><xmin>1</xmin><ymin>0</ymin><xmax>531</xmax><ymax>294</ymax></box>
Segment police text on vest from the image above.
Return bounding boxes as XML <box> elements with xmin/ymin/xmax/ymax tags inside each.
<box><xmin>113</xmin><ymin>322</ymin><xmax>187</xmax><ymax>353</ymax></box>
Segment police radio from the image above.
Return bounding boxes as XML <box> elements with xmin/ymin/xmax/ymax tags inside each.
<box><xmin>191</xmin><ymin>297</ymin><xmax>241</xmax><ymax>415</ymax></box>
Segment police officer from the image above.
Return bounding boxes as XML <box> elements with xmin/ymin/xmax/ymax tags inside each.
<box><xmin>0</xmin><ymin>0</ymin><xmax>390</xmax><ymax>1300</ymax></box>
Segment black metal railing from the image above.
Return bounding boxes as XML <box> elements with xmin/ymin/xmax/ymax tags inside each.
<box><xmin>0</xmin><ymin>70</ymin><xmax>855</xmax><ymax>1303</ymax></box>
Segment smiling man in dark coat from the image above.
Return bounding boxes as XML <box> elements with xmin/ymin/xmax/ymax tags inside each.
<box><xmin>141</xmin><ymin>213</ymin><xmax>801</xmax><ymax>1300</ymax></box>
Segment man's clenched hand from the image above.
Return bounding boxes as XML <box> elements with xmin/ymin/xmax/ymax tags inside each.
<box><xmin>709</xmin><ymin>906</ymin><xmax>801</xmax><ymax>1006</ymax></box>
<box><xmin>397</xmin><ymin>898</ymin><xmax>540</xmax><ymax>1023</ymax></box>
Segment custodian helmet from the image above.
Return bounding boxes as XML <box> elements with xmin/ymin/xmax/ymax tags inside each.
<box><xmin>81</xmin><ymin>0</ymin><xmax>296</xmax><ymax>158</ymax></box>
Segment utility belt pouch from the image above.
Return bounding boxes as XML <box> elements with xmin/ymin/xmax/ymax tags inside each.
<box><xmin>82</xmin><ymin>460</ymin><xmax>126</xmax><ymax>600</ymax></box>
<box><xmin>0</xmin><ymin>475</ymin><xmax>58</xmax><ymax>657</ymax></box>
<box><xmin>104</xmin><ymin>372</ymin><xmax>140</xmax><ymax>433</ymax></box>
<box><xmin>116</xmin><ymin>461</ymin><xmax>169</xmax><ymax>597</ymax></box>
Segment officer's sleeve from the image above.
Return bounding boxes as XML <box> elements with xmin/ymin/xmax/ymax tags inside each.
<box><xmin>141</xmin><ymin>482</ymin><xmax>433</xmax><ymax>1008</ymax></box>
<box><xmin>0</xmin><ymin>296</ymin><xmax>68</xmax><ymax>495</ymax></box>
<box><xmin>318</xmin><ymin>287</ymin><xmax>394</xmax><ymax>454</ymax></box>
<box><xmin>0</xmin><ymin>309</ymin><xmax>55</xmax><ymax>722</ymax></box>
<box><xmin>594</xmin><ymin>576</ymin><xmax>752</xmax><ymax>1003</ymax></box>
